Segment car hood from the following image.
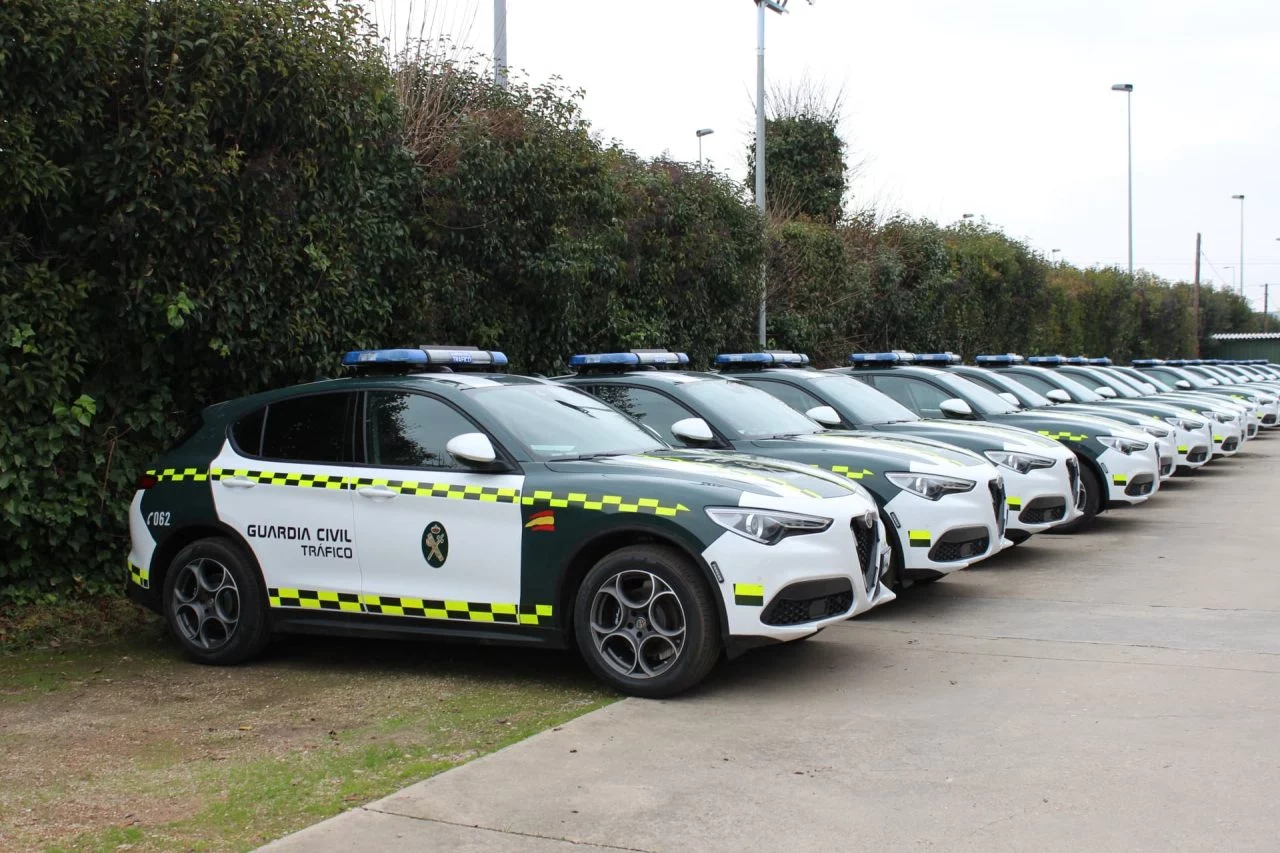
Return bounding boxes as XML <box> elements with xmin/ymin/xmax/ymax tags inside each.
<box><xmin>749</xmin><ymin>431</ymin><xmax>991</xmax><ymax>474</ymax></box>
<box><xmin>544</xmin><ymin>449</ymin><xmax>860</xmax><ymax>499</ymax></box>
<box><xmin>884</xmin><ymin>419</ymin><xmax>1068</xmax><ymax>453</ymax></box>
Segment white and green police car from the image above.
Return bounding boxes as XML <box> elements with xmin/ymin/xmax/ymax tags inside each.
<box><xmin>127</xmin><ymin>348</ymin><xmax>891</xmax><ymax>698</ymax></box>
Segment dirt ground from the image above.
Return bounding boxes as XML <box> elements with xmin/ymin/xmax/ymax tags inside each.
<box><xmin>0</xmin><ymin>619</ymin><xmax>610</xmax><ymax>851</ymax></box>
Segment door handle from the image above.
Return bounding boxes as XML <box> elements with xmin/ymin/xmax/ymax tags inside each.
<box><xmin>357</xmin><ymin>486</ymin><xmax>397</xmax><ymax>500</ymax></box>
<box><xmin>221</xmin><ymin>476</ymin><xmax>256</xmax><ymax>489</ymax></box>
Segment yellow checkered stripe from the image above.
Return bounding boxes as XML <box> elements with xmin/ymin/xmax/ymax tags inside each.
<box><xmin>349</xmin><ymin>477</ymin><xmax>519</xmax><ymax>503</ymax></box>
<box><xmin>128</xmin><ymin>560</ymin><xmax>150</xmax><ymax>589</ymax></box>
<box><xmin>1007</xmin><ymin>496</ymin><xmax>1023</xmax><ymax>510</ymax></box>
<box><xmin>267</xmin><ymin>588</ymin><xmax>554</xmax><ymax>625</ymax></box>
<box><xmin>147</xmin><ymin>467</ymin><xmax>209</xmax><ymax>483</ymax></box>
<box><xmin>521</xmin><ymin>490</ymin><xmax>689</xmax><ymax>517</ymax></box>
<box><xmin>908</xmin><ymin>530</ymin><xmax>932</xmax><ymax>547</ymax></box>
<box><xmin>1037</xmin><ymin>430</ymin><xmax>1089</xmax><ymax>442</ymax></box>
<box><xmin>1177</xmin><ymin>445</ymin><xmax>1189</xmax><ymax>454</ymax></box>
<box><xmin>211</xmin><ymin>468</ymin><xmax>349</xmax><ymax>490</ymax></box>
<box><xmin>1212</xmin><ymin>434</ymin><xmax>1225</xmax><ymax>444</ymax></box>
<box><xmin>831</xmin><ymin>466</ymin><xmax>875</xmax><ymax>480</ymax></box>
<box><xmin>1112</xmin><ymin>474</ymin><xmax>1129</xmax><ymax>485</ymax></box>
<box><xmin>733</xmin><ymin>583</ymin><xmax>765</xmax><ymax>606</ymax></box>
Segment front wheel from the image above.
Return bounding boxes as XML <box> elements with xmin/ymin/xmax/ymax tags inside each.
<box><xmin>1054</xmin><ymin>460</ymin><xmax>1101</xmax><ymax>534</ymax></box>
<box><xmin>163</xmin><ymin>538</ymin><xmax>270</xmax><ymax>665</ymax></box>
<box><xmin>573</xmin><ymin>545</ymin><xmax>721</xmax><ymax>698</ymax></box>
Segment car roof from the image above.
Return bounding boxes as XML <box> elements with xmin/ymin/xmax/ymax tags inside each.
<box><xmin>564</xmin><ymin>370</ymin><xmax>722</xmax><ymax>386</ymax></box>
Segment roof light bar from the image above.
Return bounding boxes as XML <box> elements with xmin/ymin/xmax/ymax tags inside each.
<box><xmin>342</xmin><ymin>349</ymin><xmax>429</xmax><ymax>367</ymax></box>
<box><xmin>568</xmin><ymin>350</ymin><xmax>690</xmax><ymax>372</ymax></box>
<box><xmin>1026</xmin><ymin>356</ymin><xmax>1066</xmax><ymax>366</ymax></box>
<box><xmin>974</xmin><ymin>353</ymin><xmax>1025</xmax><ymax>365</ymax></box>
<box><xmin>848</xmin><ymin>351</ymin><xmax>915</xmax><ymax>367</ymax></box>
<box><xmin>913</xmin><ymin>352</ymin><xmax>961</xmax><ymax>365</ymax></box>
<box><xmin>1131</xmin><ymin>359</ymin><xmax>1166</xmax><ymax>367</ymax></box>
<box><xmin>341</xmin><ymin>346</ymin><xmax>508</xmax><ymax>374</ymax></box>
<box><xmin>715</xmin><ymin>351</ymin><xmax>811</xmax><ymax>370</ymax></box>
<box><xmin>1064</xmin><ymin>356</ymin><xmax>1089</xmax><ymax>365</ymax></box>
<box><xmin>1087</xmin><ymin>357</ymin><xmax>1113</xmax><ymax>366</ymax></box>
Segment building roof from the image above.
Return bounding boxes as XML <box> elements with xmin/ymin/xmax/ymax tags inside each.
<box><xmin>1209</xmin><ymin>332</ymin><xmax>1280</xmax><ymax>341</ymax></box>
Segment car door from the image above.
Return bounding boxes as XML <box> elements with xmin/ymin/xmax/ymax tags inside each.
<box><xmin>352</xmin><ymin>389</ymin><xmax>527</xmax><ymax>623</ymax></box>
<box><xmin>210</xmin><ymin>392</ymin><xmax>362</xmax><ymax>610</ymax></box>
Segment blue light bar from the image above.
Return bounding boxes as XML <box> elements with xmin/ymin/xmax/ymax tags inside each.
<box><xmin>342</xmin><ymin>349</ymin><xmax>430</xmax><ymax>367</ymax></box>
<box><xmin>1131</xmin><ymin>359</ymin><xmax>1165</xmax><ymax>367</ymax></box>
<box><xmin>1165</xmin><ymin>359</ymin><xmax>1189</xmax><ymax>366</ymax></box>
<box><xmin>1027</xmin><ymin>356</ymin><xmax>1065</xmax><ymax>366</ymax></box>
<box><xmin>849</xmin><ymin>352</ymin><xmax>914</xmax><ymax>366</ymax></box>
<box><xmin>1065</xmin><ymin>356</ymin><xmax>1088</xmax><ymax>365</ymax></box>
<box><xmin>914</xmin><ymin>352</ymin><xmax>960</xmax><ymax>365</ymax></box>
<box><xmin>974</xmin><ymin>353</ymin><xmax>1025</xmax><ymax>365</ymax></box>
<box><xmin>421</xmin><ymin>347</ymin><xmax>508</xmax><ymax>367</ymax></box>
<box><xmin>715</xmin><ymin>351</ymin><xmax>811</xmax><ymax>367</ymax></box>
<box><xmin>1087</xmin><ymin>357</ymin><xmax>1113</xmax><ymax>366</ymax></box>
<box><xmin>569</xmin><ymin>351</ymin><xmax>689</xmax><ymax>370</ymax></box>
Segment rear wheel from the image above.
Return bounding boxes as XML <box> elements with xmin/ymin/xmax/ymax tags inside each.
<box><xmin>163</xmin><ymin>538</ymin><xmax>270</xmax><ymax>665</ymax></box>
<box><xmin>1055</xmin><ymin>461</ymin><xmax>1101</xmax><ymax>533</ymax></box>
<box><xmin>573</xmin><ymin>545</ymin><xmax>720</xmax><ymax>698</ymax></box>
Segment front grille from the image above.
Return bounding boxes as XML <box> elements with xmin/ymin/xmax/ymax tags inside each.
<box><xmin>988</xmin><ymin>479</ymin><xmax>1007</xmax><ymax>537</ymax></box>
<box><xmin>851</xmin><ymin>513</ymin><xmax>879</xmax><ymax>596</ymax></box>
<box><xmin>1222</xmin><ymin>437</ymin><xmax>1239</xmax><ymax>452</ymax></box>
<box><xmin>1159</xmin><ymin>457</ymin><xmax>1174</xmax><ymax>476</ymax></box>
<box><xmin>1187</xmin><ymin>448</ymin><xmax>1209</xmax><ymax>463</ymax></box>
<box><xmin>1018</xmin><ymin>497</ymin><xmax>1067</xmax><ymax>524</ymax></box>
<box><xmin>761</xmin><ymin>590</ymin><xmax>854</xmax><ymax>626</ymax></box>
<box><xmin>1264</xmin><ymin>414</ymin><xmax>1277</xmax><ymax>425</ymax></box>
<box><xmin>930</xmin><ymin>536</ymin><xmax>990</xmax><ymax>563</ymax></box>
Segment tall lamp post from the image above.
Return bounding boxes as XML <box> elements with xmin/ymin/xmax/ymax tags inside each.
<box><xmin>1111</xmin><ymin>83</ymin><xmax>1134</xmax><ymax>279</ymax></box>
<box><xmin>696</xmin><ymin>128</ymin><xmax>715</xmax><ymax>167</ymax></box>
<box><xmin>494</xmin><ymin>0</ymin><xmax>508</xmax><ymax>88</ymax></box>
<box><xmin>1232</xmin><ymin>194</ymin><xmax>1245</xmax><ymax>297</ymax></box>
<box><xmin>753</xmin><ymin>0</ymin><xmax>812</xmax><ymax>346</ymax></box>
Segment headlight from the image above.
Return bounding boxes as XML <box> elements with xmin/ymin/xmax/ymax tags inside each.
<box><xmin>1260</xmin><ymin>395</ymin><xmax>1276</xmax><ymax>405</ymax></box>
<box><xmin>885</xmin><ymin>472</ymin><xmax>975</xmax><ymax>501</ymax></box>
<box><xmin>1164</xmin><ymin>416</ymin><xmax>1206</xmax><ymax>431</ymax></box>
<box><xmin>1098</xmin><ymin>435</ymin><xmax>1149</xmax><ymax>455</ymax></box>
<box><xmin>982</xmin><ymin>450</ymin><xmax>1056</xmax><ymax>474</ymax></box>
<box><xmin>704</xmin><ymin>507</ymin><xmax>831</xmax><ymax>546</ymax></box>
<box><xmin>1212</xmin><ymin>412</ymin><xmax>1235</xmax><ymax>423</ymax></box>
<box><xmin>1141</xmin><ymin>425</ymin><xmax>1171</xmax><ymax>438</ymax></box>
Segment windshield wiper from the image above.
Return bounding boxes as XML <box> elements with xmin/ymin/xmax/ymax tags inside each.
<box><xmin>556</xmin><ymin>399</ymin><xmax>603</xmax><ymax>418</ymax></box>
<box><xmin>549</xmin><ymin>451</ymin><xmax>629</xmax><ymax>462</ymax></box>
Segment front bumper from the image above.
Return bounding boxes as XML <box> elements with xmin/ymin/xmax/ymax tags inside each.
<box><xmin>1002</xmin><ymin>458</ymin><xmax>1080</xmax><ymax>535</ymax></box>
<box><xmin>1096</xmin><ymin>446</ymin><xmax>1160</xmax><ymax>506</ymax></box>
<box><xmin>885</xmin><ymin>478</ymin><xmax>1006</xmax><ymax>576</ymax></box>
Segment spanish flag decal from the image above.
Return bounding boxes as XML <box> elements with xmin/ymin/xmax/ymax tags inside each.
<box><xmin>524</xmin><ymin>510</ymin><xmax>556</xmax><ymax>532</ymax></box>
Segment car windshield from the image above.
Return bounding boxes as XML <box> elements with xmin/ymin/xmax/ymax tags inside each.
<box><xmin>1033</xmin><ymin>368</ymin><xmax>1104</xmax><ymax>402</ymax></box>
<box><xmin>1096</xmin><ymin>369</ymin><xmax>1149</xmax><ymax>396</ymax></box>
<box><xmin>930</xmin><ymin>372</ymin><xmax>1021</xmax><ymax>415</ymax></box>
<box><xmin>682</xmin><ymin>378</ymin><xmax>822</xmax><ymax>438</ymax></box>
<box><xmin>1120</xmin><ymin>368</ymin><xmax>1172</xmax><ymax>392</ymax></box>
<box><xmin>468</xmin><ymin>383</ymin><xmax>665</xmax><ymax>459</ymax></box>
<box><xmin>1068</xmin><ymin>368</ymin><xmax>1139</xmax><ymax>398</ymax></box>
<box><xmin>1152</xmin><ymin>367</ymin><xmax>1212</xmax><ymax>389</ymax></box>
<box><xmin>970</xmin><ymin>370</ymin><xmax>1050</xmax><ymax>408</ymax></box>
<box><xmin>805</xmin><ymin>375</ymin><xmax>919</xmax><ymax>424</ymax></box>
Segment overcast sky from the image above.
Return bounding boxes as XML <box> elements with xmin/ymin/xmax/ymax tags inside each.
<box><xmin>369</xmin><ymin>0</ymin><xmax>1280</xmax><ymax>311</ymax></box>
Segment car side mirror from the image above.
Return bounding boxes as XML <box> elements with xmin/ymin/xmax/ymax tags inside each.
<box><xmin>939</xmin><ymin>398</ymin><xmax>974</xmax><ymax>418</ymax></box>
<box><xmin>671</xmin><ymin>417</ymin><xmax>715</xmax><ymax>444</ymax></box>
<box><xmin>1175</xmin><ymin>380</ymin><xmax>1192</xmax><ymax>390</ymax></box>
<box><xmin>1096</xmin><ymin>386</ymin><xmax>1118</xmax><ymax>398</ymax></box>
<box><xmin>447</xmin><ymin>432</ymin><xmax>498</xmax><ymax>466</ymax></box>
<box><xmin>998</xmin><ymin>392</ymin><xmax>1021</xmax><ymax>407</ymax></box>
<box><xmin>1046</xmin><ymin>389</ymin><xmax>1072</xmax><ymax>403</ymax></box>
<box><xmin>805</xmin><ymin>405</ymin><xmax>843</xmax><ymax>428</ymax></box>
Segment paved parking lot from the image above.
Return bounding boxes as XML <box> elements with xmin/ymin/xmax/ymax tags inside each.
<box><xmin>266</xmin><ymin>438</ymin><xmax>1280</xmax><ymax>852</ymax></box>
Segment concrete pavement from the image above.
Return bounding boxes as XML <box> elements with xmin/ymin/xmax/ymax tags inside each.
<box><xmin>265</xmin><ymin>438</ymin><xmax>1280</xmax><ymax>853</ymax></box>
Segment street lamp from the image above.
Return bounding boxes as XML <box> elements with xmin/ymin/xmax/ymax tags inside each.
<box><xmin>961</xmin><ymin>213</ymin><xmax>975</xmax><ymax>221</ymax></box>
<box><xmin>753</xmin><ymin>0</ymin><xmax>812</xmax><ymax>346</ymax></box>
<box><xmin>1111</xmin><ymin>83</ymin><xmax>1134</xmax><ymax>279</ymax></box>
<box><xmin>696</xmin><ymin>128</ymin><xmax>715</xmax><ymax>167</ymax></box>
<box><xmin>1232</xmin><ymin>194</ymin><xmax>1245</xmax><ymax>297</ymax></box>
<box><xmin>1051</xmin><ymin>248</ymin><xmax>1062</xmax><ymax>264</ymax></box>
<box><xmin>493</xmin><ymin>0</ymin><xmax>509</xmax><ymax>88</ymax></box>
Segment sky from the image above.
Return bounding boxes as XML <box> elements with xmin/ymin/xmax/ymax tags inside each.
<box><xmin>367</xmin><ymin>0</ymin><xmax>1280</xmax><ymax>311</ymax></box>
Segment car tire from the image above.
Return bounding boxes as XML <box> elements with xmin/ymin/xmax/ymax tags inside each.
<box><xmin>163</xmin><ymin>538</ymin><xmax>270</xmax><ymax>665</ymax></box>
<box><xmin>573</xmin><ymin>544</ymin><xmax>721</xmax><ymax>698</ymax></box>
<box><xmin>1055</xmin><ymin>461</ymin><xmax>1101</xmax><ymax>533</ymax></box>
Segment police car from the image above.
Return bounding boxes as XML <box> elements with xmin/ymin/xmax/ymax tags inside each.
<box><xmin>1163</xmin><ymin>360</ymin><xmax>1279</xmax><ymax>429</ymax></box>
<box><xmin>1131</xmin><ymin>360</ymin><xmax>1260</xmax><ymax>442</ymax></box>
<box><xmin>1102</xmin><ymin>362</ymin><xmax>1255</xmax><ymax>450</ymax></box>
<box><xmin>127</xmin><ymin>347</ymin><xmax>892</xmax><ymax>698</ymax></box>
<box><xmin>556</xmin><ymin>351</ymin><xmax>1009</xmax><ymax>591</ymax></box>
<box><xmin>712</xmin><ymin>352</ymin><xmax>1082</xmax><ymax>543</ymax></box>
<box><xmin>834</xmin><ymin>353</ymin><xmax>1163</xmax><ymax>530</ymax></box>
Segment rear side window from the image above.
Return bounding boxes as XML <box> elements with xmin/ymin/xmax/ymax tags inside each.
<box><xmin>254</xmin><ymin>393</ymin><xmax>354</xmax><ymax>463</ymax></box>
<box><xmin>231</xmin><ymin>408</ymin><xmax>265</xmax><ymax>456</ymax></box>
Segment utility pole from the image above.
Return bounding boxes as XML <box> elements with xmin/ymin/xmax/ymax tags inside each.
<box><xmin>494</xmin><ymin>0</ymin><xmax>508</xmax><ymax>89</ymax></box>
<box><xmin>755</xmin><ymin>2</ymin><xmax>769</xmax><ymax>346</ymax></box>
<box><xmin>1265</xmin><ymin>284</ymin><xmax>1271</xmax><ymax>333</ymax></box>
<box><xmin>1193</xmin><ymin>232</ymin><xmax>1201</xmax><ymax>357</ymax></box>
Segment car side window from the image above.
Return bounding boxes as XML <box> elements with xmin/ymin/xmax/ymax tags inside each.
<box><xmin>231</xmin><ymin>407</ymin><xmax>266</xmax><ymax>456</ymax></box>
<box><xmin>868</xmin><ymin>375</ymin><xmax>950</xmax><ymax>419</ymax></box>
<box><xmin>583</xmin><ymin>385</ymin><xmax>697</xmax><ymax>445</ymax></box>
<box><xmin>365</xmin><ymin>392</ymin><xmax>483</xmax><ymax>469</ymax></box>
<box><xmin>256</xmin><ymin>393</ymin><xmax>355</xmax><ymax>463</ymax></box>
<box><xmin>739</xmin><ymin>379</ymin><xmax>826</xmax><ymax>417</ymax></box>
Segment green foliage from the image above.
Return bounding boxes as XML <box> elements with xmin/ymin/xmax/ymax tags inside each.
<box><xmin>748</xmin><ymin>115</ymin><xmax>847</xmax><ymax>223</ymax></box>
